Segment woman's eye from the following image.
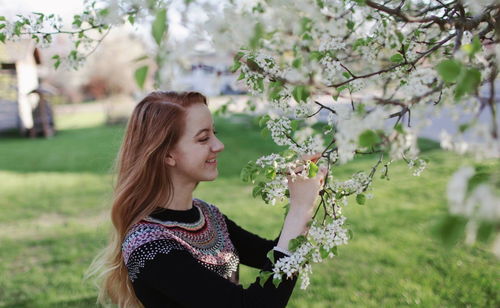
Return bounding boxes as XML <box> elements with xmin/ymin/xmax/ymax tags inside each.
<box><xmin>199</xmin><ymin>137</ymin><xmax>209</xmax><ymax>142</ymax></box>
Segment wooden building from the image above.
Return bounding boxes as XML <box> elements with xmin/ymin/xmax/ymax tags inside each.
<box><xmin>0</xmin><ymin>40</ymin><xmax>42</xmax><ymax>135</ymax></box>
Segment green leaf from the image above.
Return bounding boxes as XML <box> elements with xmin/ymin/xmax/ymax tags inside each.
<box><xmin>458</xmin><ymin>123</ymin><xmax>470</xmax><ymax>133</ymax></box>
<box><xmin>395</xmin><ymin>30</ymin><xmax>404</xmax><ymax>43</ymax></box>
<box><xmin>300</xmin><ymin>17</ymin><xmax>312</xmax><ymax>34</ymax></box>
<box><xmin>250</xmin><ymin>22</ymin><xmax>264</xmax><ymax>49</ymax></box>
<box><xmin>151</xmin><ymin>8</ymin><xmax>167</xmax><ymax>46</ymax></box>
<box><xmin>288</xmin><ymin>235</ymin><xmax>306</xmax><ymax>252</ymax></box>
<box><xmin>259</xmin><ymin>115</ymin><xmax>271</xmax><ymax>128</ymax></box>
<box><xmin>266</xmin><ymin>250</ymin><xmax>275</xmax><ymax>264</ymax></box>
<box><xmin>281</xmin><ymin>149</ymin><xmax>296</xmax><ymax>160</ymax></box>
<box><xmin>320</xmin><ymin>246</ymin><xmax>330</xmax><ymax>258</ymax></box>
<box><xmin>356</xmin><ymin>194</ymin><xmax>366</xmax><ymax>205</ymax></box>
<box><xmin>352</xmin><ymin>38</ymin><xmax>366</xmax><ymax>50</ymax></box>
<box><xmin>261</xmin><ymin>127</ymin><xmax>270</xmax><ymax>138</ymax></box>
<box><xmin>292</xmin><ymin>85</ymin><xmax>310</xmax><ymax>102</ymax></box>
<box><xmin>128</xmin><ymin>14</ymin><xmax>135</xmax><ymax>25</ymax></box>
<box><xmin>241</xmin><ymin>162</ymin><xmax>259</xmax><ymax>183</ymax></box>
<box><xmin>455</xmin><ymin>68</ymin><xmax>481</xmax><ymax>100</ymax></box>
<box><xmin>309</xmin><ymin>51</ymin><xmax>323</xmax><ymax>61</ymax></box>
<box><xmin>308</xmin><ymin>161</ymin><xmax>319</xmax><ymax>178</ymax></box>
<box><xmin>258</xmin><ymin>271</ymin><xmax>273</xmax><ymax>287</ymax></box>
<box><xmin>0</xmin><ymin>16</ymin><xmax>6</xmax><ymax>22</ymax></box>
<box><xmin>230</xmin><ymin>60</ymin><xmax>241</xmax><ymax>73</ymax></box>
<box><xmin>342</xmin><ymin>72</ymin><xmax>351</xmax><ymax>79</ymax></box>
<box><xmin>252</xmin><ymin>185</ymin><xmax>262</xmax><ymax>198</ymax></box>
<box><xmin>292</xmin><ymin>57</ymin><xmax>302</xmax><ymax>69</ymax></box>
<box><xmin>273</xmin><ymin>277</ymin><xmax>282</xmax><ymax>288</ymax></box>
<box><xmin>394</xmin><ymin>123</ymin><xmax>404</xmax><ymax>134</ymax></box>
<box><xmin>134</xmin><ymin>65</ymin><xmax>149</xmax><ymax>89</ymax></box>
<box><xmin>436</xmin><ymin>59</ymin><xmax>462</xmax><ymax>83</ymax></box>
<box><xmin>358</xmin><ymin>130</ymin><xmax>381</xmax><ymax>148</ymax></box>
<box><xmin>390</xmin><ymin>53</ymin><xmax>404</xmax><ymax>63</ymax></box>
<box><xmin>99</xmin><ymin>8</ymin><xmax>109</xmax><ymax>16</ymax></box>
<box><xmin>348</xmin><ymin>229</ymin><xmax>354</xmax><ymax>239</ymax></box>
<box><xmin>0</xmin><ymin>33</ymin><xmax>5</xmax><ymax>44</ymax></box>
<box><xmin>255</xmin><ymin>77</ymin><xmax>264</xmax><ymax>93</ymax></box>
<box><xmin>346</xmin><ymin>20</ymin><xmax>355</xmax><ymax>30</ymax></box>
<box><xmin>291</xmin><ymin>120</ymin><xmax>299</xmax><ymax>131</ymax></box>
<box><xmin>268</xmin><ymin>80</ymin><xmax>284</xmax><ymax>101</ymax></box>
<box><xmin>265</xmin><ymin>166</ymin><xmax>277</xmax><ymax>180</ymax></box>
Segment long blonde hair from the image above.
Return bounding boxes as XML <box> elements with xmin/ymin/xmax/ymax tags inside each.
<box><xmin>86</xmin><ymin>91</ymin><xmax>208</xmax><ymax>307</ymax></box>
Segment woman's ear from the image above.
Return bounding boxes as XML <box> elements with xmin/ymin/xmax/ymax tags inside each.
<box><xmin>165</xmin><ymin>153</ymin><xmax>176</xmax><ymax>167</ymax></box>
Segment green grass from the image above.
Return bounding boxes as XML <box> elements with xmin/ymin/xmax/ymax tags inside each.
<box><xmin>0</xmin><ymin>112</ymin><xmax>498</xmax><ymax>307</ymax></box>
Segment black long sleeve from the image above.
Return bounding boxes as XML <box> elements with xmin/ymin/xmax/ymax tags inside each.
<box><xmin>223</xmin><ymin>214</ymin><xmax>279</xmax><ymax>269</ymax></box>
<box><xmin>134</xmin><ymin>248</ymin><xmax>296</xmax><ymax>308</ymax></box>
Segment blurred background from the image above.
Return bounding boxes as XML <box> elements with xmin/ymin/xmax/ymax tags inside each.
<box><xmin>0</xmin><ymin>1</ymin><xmax>498</xmax><ymax>307</ymax></box>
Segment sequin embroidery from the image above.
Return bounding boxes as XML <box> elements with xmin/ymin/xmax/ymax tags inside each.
<box><xmin>122</xmin><ymin>199</ymin><xmax>239</xmax><ymax>282</ymax></box>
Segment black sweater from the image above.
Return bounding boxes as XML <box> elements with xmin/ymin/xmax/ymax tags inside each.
<box><xmin>122</xmin><ymin>199</ymin><xmax>297</xmax><ymax>308</ymax></box>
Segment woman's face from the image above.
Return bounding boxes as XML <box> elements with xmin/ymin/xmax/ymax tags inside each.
<box><xmin>167</xmin><ymin>103</ymin><xmax>224</xmax><ymax>184</ymax></box>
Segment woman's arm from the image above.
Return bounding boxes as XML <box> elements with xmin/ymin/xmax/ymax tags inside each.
<box><xmin>224</xmin><ymin>215</ymin><xmax>279</xmax><ymax>269</ymax></box>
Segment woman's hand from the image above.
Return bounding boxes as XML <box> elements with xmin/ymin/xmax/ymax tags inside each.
<box><xmin>287</xmin><ymin>153</ymin><xmax>327</xmax><ymax>215</ymax></box>
<box><xmin>276</xmin><ymin>153</ymin><xmax>327</xmax><ymax>252</ymax></box>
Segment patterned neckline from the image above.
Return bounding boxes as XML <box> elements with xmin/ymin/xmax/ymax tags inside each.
<box><xmin>143</xmin><ymin>202</ymin><xmax>205</xmax><ymax>231</ymax></box>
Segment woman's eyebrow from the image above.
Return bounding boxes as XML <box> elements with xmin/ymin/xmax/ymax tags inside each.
<box><xmin>193</xmin><ymin>126</ymin><xmax>215</xmax><ymax>138</ymax></box>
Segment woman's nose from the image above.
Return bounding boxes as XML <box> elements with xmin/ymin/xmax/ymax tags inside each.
<box><xmin>212</xmin><ymin>136</ymin><xmax>224</xmax><ymax>153</ymax></box>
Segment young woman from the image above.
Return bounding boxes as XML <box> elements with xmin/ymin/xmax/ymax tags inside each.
<box><xmin>88</xmin><ymin>91</ymin><xmax>326</xmax><ymax>307</ymax></box>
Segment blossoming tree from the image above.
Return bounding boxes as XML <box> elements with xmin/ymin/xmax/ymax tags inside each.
<box><xmin>2</xmin><ymin>0</ymin><xmax>498</xmax><ymax>288</ymax></box>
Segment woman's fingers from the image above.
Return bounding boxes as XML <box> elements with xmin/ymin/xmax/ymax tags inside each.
<box><xmin>301</xmin><ymin>153</ymin><xmax>321</xmax><ymax>163</ymax></box>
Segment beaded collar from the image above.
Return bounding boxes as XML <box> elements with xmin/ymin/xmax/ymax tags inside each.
<box><xmin>143</xmin><ymin>202</ymin><xmax>205</xmax><ymax>231</ymax></box>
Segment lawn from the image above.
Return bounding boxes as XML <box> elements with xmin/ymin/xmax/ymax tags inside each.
<box><xmin>0</xmin><ymin>110</ymin><xmax>498</xmax><ymax>307</ymax></box>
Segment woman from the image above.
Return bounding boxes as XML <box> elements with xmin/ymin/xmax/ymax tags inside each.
<box><xmin>88</xmin><ymin>91</ymin><xmax>326</xmax><ymax>307</ymax></box>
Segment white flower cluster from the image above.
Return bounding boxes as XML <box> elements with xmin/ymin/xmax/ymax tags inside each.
<box><xmin>309</xmin><ymin>217</ymin><xmax>349</xmax><ymax>251</ymax></box>
<box><xmin>440</xmin><ymin>124</ymin><xmax>500</xmax><ymax>159</ymax></box>
<box><xmin>407</xmin><ymin>158</ymin><xmax>427</xmax><ymax>176</ymax></box>
<box><xmin>266</xmin><ymin>117</ymin><xmax>292</xmax><ymax>146</ymax></box>
<box><xmin>389</xmin><ymin>129</ymin><xmax>419</xmax><ymax>160</ymax></box>
<box><xmin>273</xmin><ymin>216</ymin><xmax>349</xmax><ymax>289</ymax></box>
<box><xmin>318</xmin><ymin>35</ymin><xmax>346</xmax><ymax>52</ymax></box>
<box><xmin>320</xmin><ymin>55</ymin><xmax>342</xmax><ymax>83</ymax></box>
<box><xmin>255</xmin><ymin>153</ymin><xmax>286</xmax><ymax>168</ymax></box>
<box><xmin>293</xmin><ymin>102</ymin><xmax>314</xmax><ymax>118</ymax></box>
<box><xmin>333</xmin><ymin>105</ymin><xmax>388</xmax><ymax>163</ymax></box>
<box><xmin>262</xmin><ymin>176</ymin><xmax>288</xmax><ymax>205</ymax></box>
<box><xmin>331</xmin><ymin>172</ymin><xmax>371</xmax><ymax>196</ymax></box>
<box><xmin>400</xmin><ymin>67</ymin><xmax>437</xmax><ymax>97</ymax></box>
<box><xmin>292</xmin><ymin>127</ymin><xmax>325</xmax><ymax>155</ymax></box>
<box><xmin>240</xmin><ymin>65</ymin><xmax>266</xmax><ymax>95</ymax></box>
<box><xmin>253</xmin><ymin>52</ymin><xmax>283</xmax><ymax>78</ymax></box>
